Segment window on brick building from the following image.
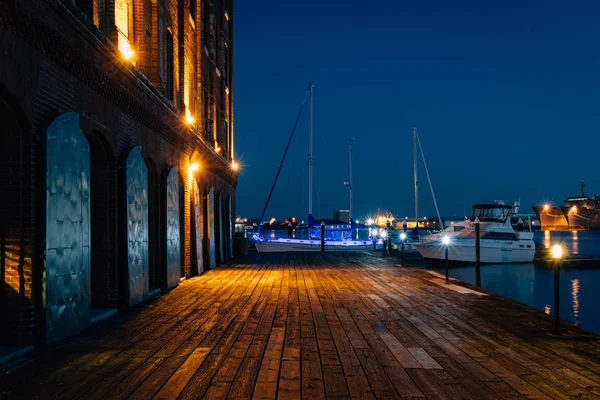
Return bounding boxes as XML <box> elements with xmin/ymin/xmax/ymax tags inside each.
<box><xmin>222</xmin><ymin>44</ymin><xmax>228</xmax><ymax>81</ymax></box>
<box><xmin>158</xmin><ymin>10</ymin><xmax>165</xmax><ymax>82</ymax></box>
<box><xmin>190</xmin><ymin>0</ymin><xmax>196</xmax><ymax>21</ymax></box>
<box><xmin>202</xmin><ymin>1</ymin><xmax>209</xmax><ymax>49</ymax></box>
<box><xmin>166</xmin><ymin>30</ymin><xmax>174</xmax><ymax>100</ymax></box>
<box><xmin>145</xmin><ymin>30</ymin><xmax>152</xmax><ymax>81</ymax></box>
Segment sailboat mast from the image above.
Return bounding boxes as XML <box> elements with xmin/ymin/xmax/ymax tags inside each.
<box><xmin>348</xmin><ymin>138</ymin><xmax>354</xmax><ymax>224</ymax></box>
<box><xmin>308</xmin><ymin>83</ymin><xmax>314</xmax><ymax>218</ymax></box>
<box><xmin>413</xmin><ymin>125</ymin><xmax>418</xmax><ymax>231</ymax></box>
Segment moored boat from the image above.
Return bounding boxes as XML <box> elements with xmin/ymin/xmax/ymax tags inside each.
<box><xmin>414</xmin><ymin>203</ymin><xmax>535</xmax><ymax>264</ymax></box>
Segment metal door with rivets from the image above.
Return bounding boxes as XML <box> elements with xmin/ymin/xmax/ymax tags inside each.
<box><xmin>45</xmin><ymin>112</ymin><xmax>91</xmax><ymax>343</ymax></box>
<box><xmin>193</xmin><ymin>180</ymin><xmax>203</xmax><ymax>274</ymax></box>
<box><xmin>125</xmin><ymin>147</ymin><xmax>148</xmax><ymax>306</ymax></box>
<box><xmin>165</xmin><ymin>167</ymin><xmax>180</xmax><ymax>288</ymax></box>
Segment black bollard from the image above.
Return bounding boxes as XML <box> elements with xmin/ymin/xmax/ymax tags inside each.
<box><xmin>475</xmin><ymin>217</ymin><xmax>481</xmax><ymax>287</ymax></box>
<box><xmin>445</xmin><ymin>244</ymin><xmax>449</xmax><ymax>284</ymax></box>
<box><xmin>554</xmin><ymin>257</ymin><xmax>560</xmax><ymax>334</ymax></box>
<box><xmin>320</xmin><ymin>221</ymin><xmax>325</xmax><ymax>252</ymax></box>
<box><xmin>401</xmin><ymin>240</ymin><xmax>405</xmax><ymax>266</ymax></box>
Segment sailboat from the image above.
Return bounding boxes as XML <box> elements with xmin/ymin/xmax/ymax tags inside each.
<box><xmin>404</xmin><ymin>125</ymin><xmax>443</xmax><ymax>240</ymax></box>
<box><xmin>254</xmin><ymin>84</ymin><xmax>371</xmax><ymax>252</ymax></box>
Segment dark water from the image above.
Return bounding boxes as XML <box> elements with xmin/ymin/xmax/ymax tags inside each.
<box><xmin>429</xmin><ymin>230</ymin><xmax>600</xmax><ymax>335</ymax></box>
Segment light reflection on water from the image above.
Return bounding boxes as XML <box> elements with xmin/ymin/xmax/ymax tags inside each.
<box><xmin>429</xmin><ymin>230</ymin><xmax>600</xmax><ymax>335</ymax></box>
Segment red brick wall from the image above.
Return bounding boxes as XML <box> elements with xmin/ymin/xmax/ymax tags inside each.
<box><xmin>0</xmin><ymin>0</ymin><xmax>237</xmax><ymax>345</ymax></box>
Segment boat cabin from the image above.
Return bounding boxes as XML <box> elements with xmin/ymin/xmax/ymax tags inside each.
<box><xmin>470</xmin><ymin>203</ymin><xmax>512</xmax><ymax>223</ymax></box>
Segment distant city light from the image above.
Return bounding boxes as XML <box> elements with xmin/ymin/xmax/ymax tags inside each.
<box><xmin>380</xmin><ymin>230</ymin><xmax>387</xmax><ymax>238</ymax></box>
<box><xmin>442</xmin><ymin>236</ymin><xmax>451</xmax><ymax>245</ymax></box>
<box><xmin>367</xmin><ymin>218</ymin><xmax>374</xmax><ymax>225</ymax></box>
<box><xmin>400</xmin><ymin>232</ymin><xmax>407</xmax><ymax>240</ymax></box>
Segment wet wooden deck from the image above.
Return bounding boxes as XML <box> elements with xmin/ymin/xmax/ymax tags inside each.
<box><xmin>2</xmin><ymin>252</ymin><xmax>600</xmax><ymax>399</ymax></box>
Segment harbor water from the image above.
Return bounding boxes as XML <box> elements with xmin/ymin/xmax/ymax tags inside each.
<box><xmin>429</xmin><ymin>230</ymin><xmax>600</xmax><ymax>335</ymax></box>
<box><xmin>256</xmin><ymin>228</ymin><xmax>600</xmax><ymax>335</ymax></box>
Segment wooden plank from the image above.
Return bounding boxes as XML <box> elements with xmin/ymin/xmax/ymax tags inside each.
<box><xmin>153</xmin><ymin>347</ymin><xmax>212</xmax><ymax>399</ymax></box>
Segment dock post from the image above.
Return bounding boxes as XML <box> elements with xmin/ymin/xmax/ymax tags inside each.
<box><xmin>320</xmin><ymin>221</ymin><xmax>325</xmax><ymax>252</ymax></box>
<box><xmin>475</xmin><ymin>217</ymin><xmax>481</xmax><ymax>287</ymax></box>
<box><xmin>443</xmin><ymin>235</ymin><xmax>450</xmax><ymax>284</ymax></box>
<box><xmin>552</xmin><ymin>245</ymin><xmax>563</xmax><ymax>335</ymax></box>
<box><xmin>445</xmin><ymin>245</ymin><xmax>449</xmax><ymax>284</ymax></box>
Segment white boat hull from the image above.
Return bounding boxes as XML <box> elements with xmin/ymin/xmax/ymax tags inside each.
<box><xmin>413</xmin><ymin>239</ymin><xmax>535</xmax><ymax>264</ymax></box>
<box><xmin>255</xmin><ymin>238</ymin><xmax>372</xmax><ymax>252</ymax></box>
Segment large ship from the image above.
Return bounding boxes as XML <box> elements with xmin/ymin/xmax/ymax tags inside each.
<box><xmin>532</xmin><ymin>181</ymin><xmax>600</xmax><ymax>231</ymax></box>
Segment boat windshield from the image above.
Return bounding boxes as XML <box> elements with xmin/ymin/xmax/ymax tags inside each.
<box><xmin>471</xmin><ymin>204</ymin><xmax>511</xmax><ymax>222</ymax></box>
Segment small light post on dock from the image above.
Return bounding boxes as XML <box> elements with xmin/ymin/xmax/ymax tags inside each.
<box><xmin>400</xmin><ymin>232</ymin><xmax>407</xmax><ymax>266</ymax></box>
<box><xmin>320</xmin><ymin>221</ymin><xmax>325</xmax><ymax>252</ymax></box>
<box><xmin>552</xmin><ymin>244</ymin><xmax>563</xmax><ymax>335</ymax></box>
<box><xmin>475</xmin><ymin>217</ymin><xmax>481</xmax><ymax>287</ymax></box>
<box><xmin>442</xmin><ymin>235</ymin><xmax>451</xmax><ymax>284</ymax></box>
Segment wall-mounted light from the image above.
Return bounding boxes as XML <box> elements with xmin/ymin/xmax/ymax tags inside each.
<box><xmin>189</xmin><ymin>162</ymin><xmax>199</xmax><ymax>173</ymax></box>
<box><xmin>215</xmin><ymin>145</ymin><xmax>222</xmax><ymax>153</ymax></box>
<box><xmin>185</xmin><ymin>108</ymin><xmax>195</xmax><ymax>125</ymax></box>
<box><xmin>231</xmin><ymin>160</ymin><xmax>239</xmax><ymax>171</ymax></box>
<box><xmin>118</xmin><ymin>37</ymin><xmax>135</xmax><ymax>60</ymax></box>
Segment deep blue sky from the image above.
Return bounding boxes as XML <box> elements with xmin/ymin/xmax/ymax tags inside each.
<box><xmin>233</xmin><ymin>0</ymin><xmax>600</xmax><ymax>221</ymax></box>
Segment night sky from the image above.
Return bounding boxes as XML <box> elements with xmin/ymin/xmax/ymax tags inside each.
<box><xmin>233</xmin><ymin>0</ymin><xmax>600</xmax><ymax>222</ymax></box>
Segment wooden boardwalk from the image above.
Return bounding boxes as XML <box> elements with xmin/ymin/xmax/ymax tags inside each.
<box><xmin>2</xmin><ymin>252</ymin><xmax>600</xmax><ymax>399</ymax></box>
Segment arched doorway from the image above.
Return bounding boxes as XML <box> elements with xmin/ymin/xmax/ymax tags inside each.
<box><xmin>0</xmin><ymin>95</ymin><xmax>27</xmax><ymax>345</ymax></box>
<box><xmin>191</xmin><ymin>179</ymin><xmax>203</xmax><ymax>275</ymax></box>
<box><xmin>203</xmin><ymin>186</ymin><xmax>216</xmax><ymax>269</ymax></box>
<box><xmin>86</xmin><ymin>132</ymin><xmax>117</xmax><ymax>309</ymax></box>
<box><xmin>45</xmin><ymin>113</ymin><xmax>91</xmax><ymax>343</ymax></box>
<box><xmin>145</xmin><ymin>158</ymin><xmax>161</xmax><ymax>290</ymax></box>
<box><xmin>217</xmin><ymin>192</ymin><xmax>225</xmax><ymax>262</ymax></box>
<box><xmin>165</xmin><ymin>166</ymin><xmax>181</xmax><ymax>289</ymax></box>
<box><xmin>123</xmin><ymin>147</ymin><xmax>149</xmax><ymax>306</ymax></box>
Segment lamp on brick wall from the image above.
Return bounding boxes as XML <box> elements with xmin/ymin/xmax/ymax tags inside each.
<box><xmin>185</xmin><ymin>108</ymin><xmax>195</xmax><ymax>125</ymax></box>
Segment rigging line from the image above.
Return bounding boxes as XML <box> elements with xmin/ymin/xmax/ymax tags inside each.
<box><xmin>257</xmin><ymin>90</ymin><xmax>310</xmax><ymax>232</ymax></box>
<box><xmin>416</xmin><ymin>133</ymin><xmax>443</xmax><ymax>227</ymax></box>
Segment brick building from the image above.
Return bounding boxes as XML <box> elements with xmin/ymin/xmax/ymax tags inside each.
<box><xmin>0</xmin><ymin>0</ymin><xmax>237</xmax><ymax>345</ymax></box>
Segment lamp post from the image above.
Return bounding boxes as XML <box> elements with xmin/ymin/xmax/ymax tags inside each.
<box><xmin>400</xmin><ymin>232</ymin><xmax>407</xmax><ymax>266</ymax></box>
<box><xmin>475</xmin><ymin>217</ymin><xmax>481</xmax><ymax>287</ymax></box>
<box><xmin>320</xmin><ymin>221</ymin><xmax>325</xmax><ymax>252</ymax></box>
<box><xmin>552</xmin><ymin>244</ymin><xmax>563</xmax><ymax>335</ymax></box>
<box><xmin>442</xmin><ymin>235</ymin><xmax>451</xmax><ymax>284</ymax></box>
<box><xmin>367</xmin><ymin>218</ymin><xmax>375</xmax><ymax>251</ymax></box>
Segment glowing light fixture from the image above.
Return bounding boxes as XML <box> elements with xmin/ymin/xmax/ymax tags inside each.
<box><xmin>231</xmin><ymin>160</ymin><xmax>239</xmax><ymax>171</ymax></box>
<box><xmin>185</xmin><ymin>108</ymin><xmax>195</xmax><ymax>124</ymax></box>
<box><xmin>189</xmin><ymin>162</ymin><xmax>199</xmax><ymax>172</ymax></box>
<box><xmin>400</xmin><ymin>232</ymin><xmax>407</xmax><ymax>240</ymax></box>
<box><xmin>380</xmin><ymin>230</ymin><xmax>387</xmax><ymax>238</ymax></box>
<box><xmin>442</xmin><ymin>236</ymin><xmax>451</xmax><ymax>245</ymax></box>
<box><xmin>367</xmin><ymin>218</ymin><xmax>374</xmax><ymax>225</ymax></box>
<box><xmin>543</xmin><ymin>204</ymin><xmax>550</xmax><ymax>211</ymax></box>
<box><xmin>118</xmin><ymin>37</ymin><xmax>135</xmax><ymax>60</ymax></box>
<box><xmin>216</xmin><ymin>145</ymin><xmax>222</xmax><ymax>153</ymax></box>
<box><xmin>552</xmin><ymin>245</ymin><xmax>563</xmax><ymax>259</ymax></box>
<box><xmin>570</xmin><ymin>206</ymin><xmax>578</xmax><ymax>213</ymax></box>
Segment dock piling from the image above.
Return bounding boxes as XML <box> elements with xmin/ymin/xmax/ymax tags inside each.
<box><xmin>475</xmin><ymin>217</ymin><xmax>481</xmax><ymax>287</ymax></box>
